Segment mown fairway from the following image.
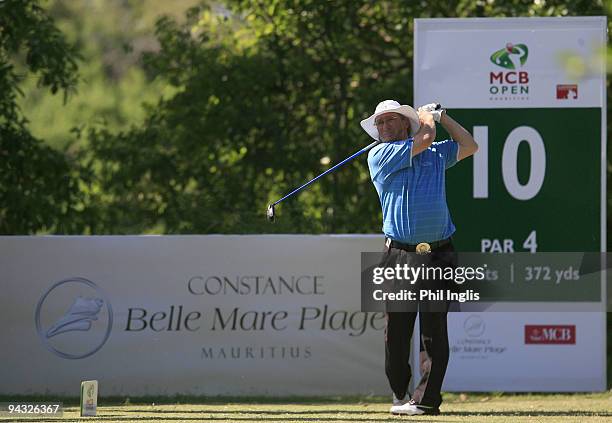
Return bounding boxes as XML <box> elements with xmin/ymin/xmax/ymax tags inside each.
<box><xmin>1</xmin><ymin>392</ymin><xmax>611</xmax><ymax>422</ymax></box>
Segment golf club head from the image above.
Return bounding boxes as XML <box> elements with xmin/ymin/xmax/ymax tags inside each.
<box><xmin>266</xmin><ymin>204</ymin><xmax>275</xmax><ymax>222</ymax></box>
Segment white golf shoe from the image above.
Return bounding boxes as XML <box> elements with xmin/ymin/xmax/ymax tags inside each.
<box><xmin>389</xmin><ymin>393</ymin><xmax>421</xmax><ymax>415</ymax></box>
<box><xmin>391</xmin><ymin>398</ymin><xmax>441</xmax><ymax>416</ymax></box>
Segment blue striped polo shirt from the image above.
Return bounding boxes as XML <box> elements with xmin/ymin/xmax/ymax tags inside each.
<box><xmin>367</xmin><ymin>138</ymin><xmax>459</xmax><ymax>244</ymax></box>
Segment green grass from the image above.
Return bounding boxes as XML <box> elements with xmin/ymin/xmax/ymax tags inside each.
<box><xmin>0</xmin><ymin>392</ymin><xmax>611</xmax><ymax>422</ymax></box>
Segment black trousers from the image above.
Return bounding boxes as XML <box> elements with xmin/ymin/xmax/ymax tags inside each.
<box><xmin>383</xmin><ymin>241</ymin><xmax>456</xmax><ymax>409</ymax></box>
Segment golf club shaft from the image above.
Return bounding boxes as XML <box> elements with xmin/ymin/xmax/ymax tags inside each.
<box><xmin>271</xmin><ymin>140</ymin><xmax>380</xmax><ymax>207</ymax></box>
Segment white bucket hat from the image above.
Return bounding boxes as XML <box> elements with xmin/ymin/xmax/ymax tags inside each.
<box><xmin>360</xmin><ymin>100</ymin><xmax>420</xmax><ymax>140</ymax></box>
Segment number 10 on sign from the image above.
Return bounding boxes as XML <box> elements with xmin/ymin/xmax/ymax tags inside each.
<box><xmin>473</xmin><ymin>125</ymin><xmax>546</xmax><ymax>201</ymax></box>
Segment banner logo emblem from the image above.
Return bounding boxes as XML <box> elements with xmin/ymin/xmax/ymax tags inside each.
<box><xmin>35</xmin><ymin>277</ymin><xmax>113</xmax><ymax>359</ymax></box>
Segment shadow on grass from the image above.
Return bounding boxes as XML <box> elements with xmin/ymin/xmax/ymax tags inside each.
<box><xmin>117</xmin><ymin>409</ymin><xmax>612</xmax><ymax>420</ymax></box>
<box><xmin>2</xmin><ymin>392</ymin><xmax>610</xmax><ymax>406</ymax></box>
<box><xmin>2</xmin><ymin>413</ymin><xmax>612</xmax><ymax>423</ymax></box>
<box><xmin>1</xmin><ymin>410</ymin><xmax>611</xmax><ymax>423</ymax></box>
<box><xmin>0</xmin><ymin>395</ymin><xmax>390</xmax><ymax>406</ymax></box>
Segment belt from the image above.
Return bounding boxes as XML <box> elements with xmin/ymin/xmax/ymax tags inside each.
<box><xmin>385</xmin><ymin>237</ymin><xmax>452</xmax><ymax>254</ymax></box>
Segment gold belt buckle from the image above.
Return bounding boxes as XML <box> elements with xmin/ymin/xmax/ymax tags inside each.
<box><xmin>416</xmin><ymin>242</ymin><xmax>431</xmax><ymax>255</ymax></box>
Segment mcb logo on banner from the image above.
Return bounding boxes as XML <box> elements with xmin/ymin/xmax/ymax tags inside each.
<box><xmin>490</xmin><ymin>42</ymin><xmax>529</xmax><ymax>69</ymax></box>
<box><xmin>35</xmin><ymin>277</ymin><xmax>113</xmax><ymax>359</ymax></box>
<box><xmin>524</xmin><ymin>325</ymin><xmax>576</xmax><ymax>345</ymax></box>
<box><xmin>489</xmin><ymin>42</ymin><xmax>529</xmax><ymax>100</ymax></box>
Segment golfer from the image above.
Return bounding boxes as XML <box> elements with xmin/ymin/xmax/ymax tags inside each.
<box><xmin>361</xmin><ymin>100</ymin><xmax>478</xmax><ymax>415</ymax></box>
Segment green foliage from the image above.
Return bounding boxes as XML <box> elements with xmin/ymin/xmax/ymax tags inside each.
<box><xmin>1</xmin><ymin>0</ymin><xmax>610</xmax><ymax>235</ymax></box>
<box><xmin>82</xmin><ymin>0</ymin><xmax>609</xmax><ymax>235</ymax></box>
<box><xmin>15</xmin><ymin>0</ymin><xmax>188</xmax><ymax>149</ymax></box>
<box><xmin>0</xmin><ymin>0</ymin><xmax>82</xmax><ymax>234</ymax></box>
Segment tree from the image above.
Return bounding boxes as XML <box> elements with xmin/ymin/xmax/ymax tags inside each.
<box><xmin>16</xmin><ymin>0</ymin><xmax>194</xmax><ymax>150</ymax></box>
<box><xmin>83</xmin><ymin>0</ymin><xmax>609</xmax><ymax>235</ymax></box>
<box><xmin>0</xmin><ymin>0</ymin><xmax>84</xmax><ymax>234</ymax></box>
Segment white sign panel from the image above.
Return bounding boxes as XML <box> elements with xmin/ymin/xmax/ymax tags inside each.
<box><xmin>414</xmin><ymin>17</ymin><xmax>606</xmax><ymax>108</ymax></box>
<box><xmin>0</xmin><ymin>235</ymin><xmax>388</xmax><ymax>396</ymax></box>
<box><xmin>413</xmin><ymin>17</ymin><xmax>606</xmax><ymax>392</ymax></box>
<box><xmin>443</xmin><ymin>312</ymin><xmax>606</xmax><ymax>391</ymax></box>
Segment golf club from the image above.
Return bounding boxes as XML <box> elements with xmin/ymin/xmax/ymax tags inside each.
<box><xmin>267</xmin><ymin>140</ymin><xmax>381</xmax><ymax>222</ymax></box>
<box><xmin>266</xmin><ymin>104</ymin><xmax>441</xmax><ymax>222</ymax></box>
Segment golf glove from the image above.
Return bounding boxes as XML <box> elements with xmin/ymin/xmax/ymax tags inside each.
<box><xmin>418</xmin><ymin>103</ymin><xmax>444</xmax><ymax>123</ymax></box>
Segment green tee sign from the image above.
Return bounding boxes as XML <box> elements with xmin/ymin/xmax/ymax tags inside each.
<box><xmin>414</xmin><ymin>17</ymin><xmax>606</xmax><ymax>253</ymax></box>
<box><xmin>412</xmin><ymin>17</ymin><xmax>607</xmax><ymax>393</ymax></box>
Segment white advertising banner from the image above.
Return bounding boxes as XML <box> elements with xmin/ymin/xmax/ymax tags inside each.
<box><xmin>443</xmin><ymin>312</ymin><xmax>606</xmax><ymax>391</ymax></box>
<box><xmin>414</xmin><ymin>17</ymin><xmax>606</xmax><ymax>392</ymax></box>
<box><xmin>0</xmin><ymin>235</ymin><xmax>388</xmax><ymax>396</ymax></box>
<box><xmin>414</xmin><ymin>17</ymin><xmax>606</xmax><ymax>108</ymax></box>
